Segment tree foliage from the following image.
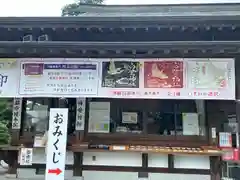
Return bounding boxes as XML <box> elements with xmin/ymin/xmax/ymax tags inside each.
<box><xmin>62</xmin><ymin>0</ymin><xmax>104</xmax><ymax>16</ymax></box>
<box><xmin>0</xmin><ymin>99</ymin><xmax>12</xmax><ymax>145</ymax></box>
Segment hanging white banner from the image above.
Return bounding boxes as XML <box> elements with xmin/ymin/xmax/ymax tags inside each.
<box><xmin>0</xmin><ymin>59</ymin><xmax>19</xmax><ymax>97</ymax></box>
<box><xmin>0</xmin><ymin>58</ymin><xmax>235</xmax><ymax>100</ymax></box>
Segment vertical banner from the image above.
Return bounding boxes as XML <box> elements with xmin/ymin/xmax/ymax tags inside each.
<box><xmin>12</xmin><ymin>98</ymin><xmax>22</xmax><ymax>129</ymax></box>
<box><xmin>75</xmin><ymin>98</ymin><xmax>86</xmax><ymax>131</ymax></box>
<box><xmin>45</xmin><ymin>108</ymin><xmax>68</xmax><ymax>180</ymax></box>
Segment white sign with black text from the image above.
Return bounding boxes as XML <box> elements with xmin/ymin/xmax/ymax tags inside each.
<box><xmin>12</xmin><ymin>98</ymin><xmax>22</xmax><ymax>129</ymax></box>
<box><xmin>75</xmin><ymin>98</ymin><xmax>86</xmax><ymax>131</ymax></box>
<box><xmin>19</xmin><ymin>148</ymin><xmax>33</xmax><ymax>166</ymax></box>
<box><xmin>45</xmin><ymin>108</ymin><xmax>68</xmax><ymax>180</ymax></box>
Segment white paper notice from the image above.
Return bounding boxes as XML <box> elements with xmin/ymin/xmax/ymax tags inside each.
<box><xmin>88</xmin><ymin>102</ymin><xmax>110</xmax><ymax>133</ymax></box>
<box><xmin>34</xmin><ymin>135</ymin><xmax>44</xmax><ymax>147</ymax></box>
<box><xmin>19</xmin><ymin>148</ymin><xmax>33</xmax><ymax>166</ymax></box>
<box><xmin>122</xmin><ymin>112</ymin><xmax>138</xmax><ymax>124</ymax></box>
<box><xmin>19</xmin><ymin>62</ymin><xmax>98</xmax><ymax>96</ymax></box>
<box><xmin>182</xmin><ymin>113</ymin><xmax>199</xmax><ymax>135</ymax></box>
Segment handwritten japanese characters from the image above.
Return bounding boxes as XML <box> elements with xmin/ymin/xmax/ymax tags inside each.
<box><xmin>46</xmin><ymin>108</ymin><xmax>68</xmax><ymax>180</ymax></box>
<box><xmin>12</xmin><ymin>98</ymin><xmax>22</xmax><ymax>129</ymax></box>
<box><xmin>75</xmin><ymin>98</ymin><xmax>86</xmax><ymax>131</ymax></box>
<box><xmin>0</xmin><ymin>74</ymin><xmax>8</xmax><ymax>87</ymax></box>
<box><xmin>52</xmin><ymin>113</ymin><xmax>64</xmax><ymax>163</ymax></box>
<box><xmin>19</xmin><ymin>148</ymin><xmax>33</xmax><ymax>165</ymax></box>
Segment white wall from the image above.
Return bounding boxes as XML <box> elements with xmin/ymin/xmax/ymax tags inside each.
<box><xmin>83</xmin><ymin>171</ymin><xmax>138</xmax><ymax>180</ymax></box>
<box><xmin>17</xmin><ymin>169</ymin><xmax>74</xmax><ymax>179</ymax></box>
<box><xmin>174</xmin><ymin>155</ymin><xmax>210</xmax><ymax>169</ymax></box>
<box><xmin>149</xmin><ymin>173</ymin><xmax>210</xmax><ymax>180</ymax></box>
<box><xmin>17</xmin><ymin>150</ymin><xmax>211</xmax><ymax>180</ymax></box>
<box><xmin>83</xmin><ymin>152</ymin><xmax>142</xmax><ymax>166</ymax></box>
<box><xmin>18</xmin><ymin>148</ymin><xmax>74</xmax><ymax>165</ymax></box>
<box><xmin>28</xmin><ymin>150</ymin><xmax>210</xmax><ymax>170</ymax></box>
<box><xmin>148</xmin><ymin>154</ymin><xmax>168</xmax><ymax>167</ymax></box>
<box><xmin>17</xmin><ymin>170</ymin><xmax>211</xmax><ymax>180</ymax></box>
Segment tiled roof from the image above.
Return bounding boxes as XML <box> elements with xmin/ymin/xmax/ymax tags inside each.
<box><xmin>78</xmin><ymin>3</ymin><xmax>240</xmax><ymax>17</ymax></box>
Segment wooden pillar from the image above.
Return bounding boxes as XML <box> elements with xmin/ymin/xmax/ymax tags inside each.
<box><xmin>210</xmin><ymin>156</ymin><xmax>221</xmax><ymax>180</ymax></box>
<box><xmin>6</xmin><ymin>150</ymin><xmax>18</xmax><ymax>177</ymax></box>
<box><xmin>73</xmin><ymin>98</ymin><xmax>86</xmax><ymax>178</ymax></box>
<box><xmin>138</xmin><ymin>153</ymin><xmax>148</xmax><ymax>180</ymax></box>
<box><xmin>6</xmin><ymin>98</ymin><xmax>23</xmax><ymax>177</ymax></box>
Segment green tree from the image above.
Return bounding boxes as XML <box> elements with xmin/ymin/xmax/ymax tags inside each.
<box><xmin>0</xmin><ymin>99</ymin><xmax>12</xmax><ymax>145</ymax></box>
<box><xmin>62</xmin><ymin>0</ymin><xmax>104</xmax><ymax>16</ymax></box>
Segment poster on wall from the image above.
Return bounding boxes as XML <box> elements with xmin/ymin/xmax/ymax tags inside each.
<box><xmin>122</xmin><ymin>112</ymin><xmax>138</xmax><ymax>124</ymax></box>
<box><xmin>98</xmin><ymin>58</ymin><xmax>235</xmax><ymax>100</ymax></box>
<box><xmin>88</xmin><ymin>102</ymin><xmax>110</xmax><ymax>133</ymax></box>
<box><xmin>0</xmin><ymin>58</ymin><xmax>235</xmax><ymax>100</ymax></box>
<box><xmin>187</xmin><ymin>60</ymin><xmax>229</xmax><ymax>89</ymax></box>
<box><xmin>182</xmin><ymin>113</ymin><xmax>199</xmax><ymax>135</ymax></box>
<box><xmin>101</xmin><ymin>61</ymin><xmax>140</xmax><ymax>88</ymax></box>
<box><xmin>144</xmin><ymin>61</ymin><xmax>183</xmax><ymax>88</ymax></box>
<box><xmin>18</xmin><ymin>61</ymin><xmax>99</xmax><ymax>96</ymax></box>
<box><xmin>219</xmin><ymin>132</ymin><xmax>232</xmax><ymax>148</ymax></box>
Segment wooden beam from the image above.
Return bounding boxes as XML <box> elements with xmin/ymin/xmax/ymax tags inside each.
<box><xmin>210</xmin><ymin>156</ymin><xmax>221</xmax><ymax>180</ymax></box>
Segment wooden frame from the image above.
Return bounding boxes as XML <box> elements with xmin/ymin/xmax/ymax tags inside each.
<box><xmin>84</xmin><ymin>98</ymin><xmax>209</xmax><ymax>147</ymax></box>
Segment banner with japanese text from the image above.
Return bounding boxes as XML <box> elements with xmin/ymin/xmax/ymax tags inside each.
<box><xmin>0</xmin><ymin>58</ymin><xmax>235</xmax><ymax>100</ymax></box>
<box><xmin>0</xmin><ymin>59</ymin><xmax>19</xmax><ymax>97</ymax></box>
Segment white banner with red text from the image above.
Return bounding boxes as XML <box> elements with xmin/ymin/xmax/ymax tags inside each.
<box><xmin>0</xmin><ymin>58</ymin><xmax>235</xmax><ymax>100</ymax></box>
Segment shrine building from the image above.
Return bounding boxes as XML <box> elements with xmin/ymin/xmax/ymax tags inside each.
<box><xmin>0</xmin><ymin>3</ymin><xmax>240</xmax><ymax>180</ymax></box>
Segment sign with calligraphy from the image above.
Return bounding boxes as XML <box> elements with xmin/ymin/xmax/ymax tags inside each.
<box><xmin>19</xmin><ymin>148</ymin><xmax>33</xmax><ymax>165</ymax></box>
<box><xmin>0</xmin><ymin>59</ymin><xmax>19</xmax><ymax>97</ymax></box>
<box><xmin>12</xmin><ymin>98</ymin><xmax>22</xmax><ymax>129</ymax></box>
<box><xmin>75</xmin><ymin>98</ymin><xmax>86</xmax><ymax>131</ymax></box>
<box><xmin>98</xmin><ymin>58</ymin><xmax>235</xmax><ymax>100</ymax></box>
<box><xmin>45</xmin><ymin>108</ymin><xmax>68</xmax><ymax>180</ymax></box>
<box><xmin>19</xmin><ymin>61</ymin><xmax>98</xmax><ymax>96</ymax></box>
